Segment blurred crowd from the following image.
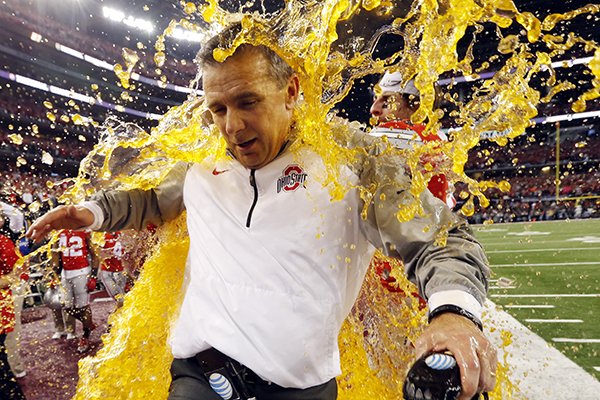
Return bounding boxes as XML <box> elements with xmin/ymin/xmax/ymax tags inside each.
<box><xmin>457</xmin><ymin>168</ymin><xmax>600</xmax><ymax>224</ymax></box>
<box><xmin>467</xmin><ymin>197</ymin><xmax>600</xmax><ymax>225</ymax></box>
<box><xmin>509</xmin><ymin>172</ymin><xmax>600</xmax><ymax>198</ymax></box>
<box><xmin>0</xmin><ymin>129</ymin><xmax>92</xmax><ymax>167</ymax></box>
<box><xmin>467</xmin><ymin>128</ymin><xmax>600</xmax><ymax>170</ymax></box>
<box><xmin>0</xmin><ymin>85</ymin><xmax>99</xmax><ymax>137</ymax></box>
<box><xmin>0</xmin><ymin>169</ymin><xmax>66</xmax><ymax>218</ymax></box>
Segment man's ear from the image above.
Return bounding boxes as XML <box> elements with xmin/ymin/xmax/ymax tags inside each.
<box><xmin>285</xmin><ymin>75</ymin><xmax>300</xmax><ymax>110</ymax></box>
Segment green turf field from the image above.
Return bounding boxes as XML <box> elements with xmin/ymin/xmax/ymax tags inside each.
<box><xmin>473</xmin><ymin>219</ymin><xmax>600</xmax><ymax>380</ymax></box>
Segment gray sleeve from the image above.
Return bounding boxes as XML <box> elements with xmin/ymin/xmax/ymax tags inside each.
<box><xmin>359</xmin><ymin>150</ymin><xmax>490</xmax><ymax>306</ymax></box>
<box><xmin>90</xmin><ymin>162</ymin><xmax>188</xmax><ymax>232</ymax></box>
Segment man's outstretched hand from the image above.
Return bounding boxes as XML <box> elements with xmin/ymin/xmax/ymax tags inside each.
<box><xmin>26</xmin><ymin>205</ymin><xmax>94</xmax><ymax>242</ymax></box>
<box><xmin>415</xmin><ymin>312</ymin><xmax>497</xmax><ymax>400</ymax></box>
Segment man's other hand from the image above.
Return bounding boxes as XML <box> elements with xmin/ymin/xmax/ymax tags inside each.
<box><xmin>415</xmin><ymin>312</ymin><xmax>497</xmax><ymax>400</ymax></box>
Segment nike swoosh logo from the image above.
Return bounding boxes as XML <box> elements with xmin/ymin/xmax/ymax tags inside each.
<box><xmin>212</xmin><ymin>168</ymin><xmax>229</xmax><ymax>175</ymax></box>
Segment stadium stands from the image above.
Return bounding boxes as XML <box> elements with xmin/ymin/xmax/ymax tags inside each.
<box><xmin>461</xmin><ymin>115</ymin><xmax>600</xmax><ymax>222</ymax></box>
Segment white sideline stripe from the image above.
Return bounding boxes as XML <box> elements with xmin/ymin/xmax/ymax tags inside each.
<box><xmin>482</xmin><ymin>238</ymin><xmax>600</xmax><ymax>246</ymax></box>
<box><xmin>594</xmin><ymin>367</ymin><xmax>600</xmax><ymax>372</ymax></box>
<box><xmin>492</xmin><ymin>293</ymin><xmax>599</xmax><ymax>298</ymax></box>
<box><xmin>504</xmin><ymin>304</ymin><xmax>555</xmax><ymax>309</ymax></box>
<box><xmin>475</xmin><ymin>220</ymin><xmax>600</xmax><ymax>226</ymax></box>
<box><xmin>553</xmin><ymin>338</ymin><xmax>600</xmax><ymax>344</ymax></box>
<box><xmin>525</xmin><ymin>319</ymin><xmax>583</xmax><ymax>323</ymax></box>
<box><xmin>483</xmin><ymin>301</ymin><xmax>600</xmax><ymax>398</ymax></box>
<box><xmin>507</xmin><ymin>231</ymin><xmax>551</xmax><ymax>236</ymax></box>
<box><xmin>486</xmin><ymin>247</ymin><xmax>600</xmax><ymax>253</ymax></box>
<box><xmin>492</xmin><ymin>261</ymin><xmax>600</xmax><ymax>267</ymax></box>
<box><xmin>489</xmin><ymin>285</ymin><xmax>516</xmax><ymax>289</ymax></box>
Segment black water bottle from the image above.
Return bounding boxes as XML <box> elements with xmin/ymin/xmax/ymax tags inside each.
<box><xmin>402</xmin><ymin>353</ymin><xmax>485</xmax><ymax>400</ymax></box>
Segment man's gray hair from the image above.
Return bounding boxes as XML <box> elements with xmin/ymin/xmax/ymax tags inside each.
<box><xmin>196</xmin><ymin>22</ymin><xmax>294</xmax><ymax>88</ymax></box>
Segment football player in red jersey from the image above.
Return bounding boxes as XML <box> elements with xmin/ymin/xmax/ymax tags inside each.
<box><xmin>0</xmin><ymin>232</ymin><xmax>26</xmax><ymax>399</ymax></box>
<box><xmin>368</xmin><ymin>71</ymin><xmax>455</xmax><ymax>315</ymax></box>
<box><xmin>54</xmin><ymin>229</ymin><xmax>97</xmax><ymax>353</ymax></box>
<box><xmin>98</xmin><ymin>231</ymin><xmax>128</xmax><ymax>308</ymax></box>
<box><xmin>370</xmin><ymin>71</ymin><xmax>456</xmax><ymax>209</ymax></box>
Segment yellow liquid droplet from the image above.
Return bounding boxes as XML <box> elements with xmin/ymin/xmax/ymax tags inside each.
<box><xmin>41</xmin><ymin>151</ymin><xmax>54</xmax><ymax>165</ymax></box>
<box><xmin>72</xmin><ymin>114</ymin><xmax>84</xmax><ymax>125</ymax></box>
<box><xmin>498</xmin><ymin>180</ymin><xmax>511</xmax><ymax>192</ymax></box>
<box><xmin>461</xmin><ymin>197</ymin><xmax>475</xmax><ymax>217</ymax></box>
<box><xmin>8</xmin><ymin>133</ymin><xmax>23</xmax><ymax>145</ymax></box>
<box><xmin>27</xmin><ymin>201</ymin><xmax>41</xmax><ymax>213</ymax></box>
<box><xmin>154</xmin><ymin>51</ymin><xmax>166</xmax><ymax>67</ymax></box>
<box><xmin>183</xmin><ymin>2</ymin><xmax>197</xmax><ymax>15</ymax></box>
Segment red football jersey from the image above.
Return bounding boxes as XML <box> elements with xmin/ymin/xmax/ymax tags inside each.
<box><xmin>101</xmin><ymin>232</ymin><xmax>124</xmax><ymax>272</ymax></box>
<box><xmin>377</xmin><ymin>120</ymin><xmax>455</xmax><ymax>208</ymax></box>
<box><xmin>0</xmin><ymin>233</ymin><xmax>18</xmax><ymax>334</ymax></box>
<box><xmin>58</xmin><ymin>230</ymin><xmax>90</xmax><ymax>270</ymax></box>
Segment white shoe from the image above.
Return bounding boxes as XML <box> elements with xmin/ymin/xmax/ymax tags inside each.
<box><xmin>66</xmin><ymin>333</ymin><xmax>76</xmax><ymax>340</ymax></box>
<box><xmin>52</xmin><ymin>331</ymin><xmax>65</xmax><ymax>340</ymax></box>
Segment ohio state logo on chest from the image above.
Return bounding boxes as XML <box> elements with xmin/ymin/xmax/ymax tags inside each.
<box><xmin>277</xmin><ymin>164</ymin><xmax>308</xmax><ymax>193</ymax></box>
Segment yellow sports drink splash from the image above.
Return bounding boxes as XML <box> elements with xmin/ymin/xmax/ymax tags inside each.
<box><xmin>45</xmin><ymin>1</ymin><xmax>598</xmax><ymax>399</ymax></box>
